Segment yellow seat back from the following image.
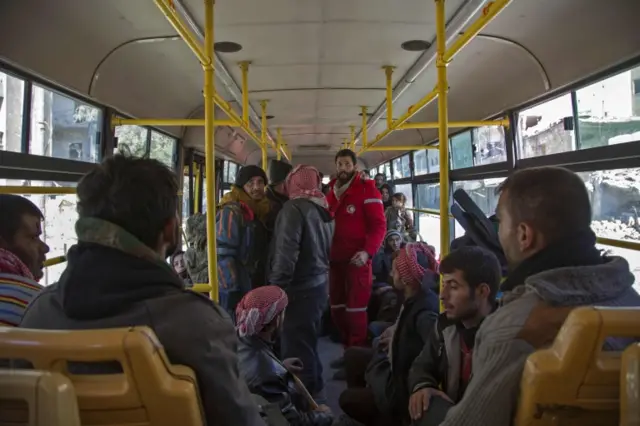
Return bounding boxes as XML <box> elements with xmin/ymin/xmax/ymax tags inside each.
<box><xmin>621</xmin><ymin>343</ymin><xmax>640</xmax><ymax>426</ymax></box>
<box><xmin>0</xmin><ymin>369</ymin><xmax>81</xmax><ymax>426</ymax></box>
<box><xmin>0</xmin><ymin>326</ymin><xmax>204</xmax><ymax>426</ymax></box>
<box><xmin>515</xmin><ymin>306</ymin><xmax>640</xmax><ymax>426</ymax></box>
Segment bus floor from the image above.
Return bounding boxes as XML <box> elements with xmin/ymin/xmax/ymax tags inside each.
<box><xmin>318</xmin><ymin>335</ymin><xmax>346</xmax><ymax>415</ymax></box>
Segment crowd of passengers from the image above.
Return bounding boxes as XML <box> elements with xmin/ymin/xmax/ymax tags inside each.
<box><xmin>1</xmin><ymin>149</ymin><xmax>640</xmax><ymax>426</ymax></box>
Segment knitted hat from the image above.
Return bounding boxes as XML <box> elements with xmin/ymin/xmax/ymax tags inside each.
<box><xmin>235</xmin><ymin>165</ymin><xmax>268</xmax><ymax>188</ymax></box>
<box><xmin>268</xmin><ymin>159</ymin><xmax>293</xmax><ymax>185</ymax></box>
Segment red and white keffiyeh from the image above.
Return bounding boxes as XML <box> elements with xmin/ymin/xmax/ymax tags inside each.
<box><xmin>236</xmin><ymin>286</ymin><xmax>289</xmax><ymax>337</ymax></box>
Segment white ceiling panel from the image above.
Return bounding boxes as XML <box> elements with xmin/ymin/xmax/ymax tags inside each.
<box><xmin>320</xmin><ymin>65</ymin><xmax>393</xmax><ymax>88</ymax></box>
<box><xmin>317</xmin><ymin>89</ymin><xmax>384</xmax><ymax>108</ymax></box>
<box><xmin>325</xmin><ymin>0</ymin><xmax>465</xmax><ymax>24</ymax></box>
<box><xmin>225</xmin><ymin>64</ymin><xmax>320</xmax><ymax>92</ymax></box>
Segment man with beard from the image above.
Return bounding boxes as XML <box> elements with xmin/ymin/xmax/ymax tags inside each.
<box><xmin>408</xmin><ymin>246</ymin><xmax>500</xmax><ymax>425</ymax></box>
<box><xmin>217</xmin><ymin>165</ymin><xmax>271</xmax><ymax>319</ymax></box>
<box><xmin>326</xmin><ymin>149</ymin><xmax>386</xmax><ymax>355</ymax></box>
<box><xmin>265</xmin><ymin>159</ymin><xmax>293</xmax><ymax>223</ymax></box>
<box><xmin>20</xmin><ymin>155</ymin><xmax>265</xmax><ymax>426</ymax></box>
<box><xmin>436</xmin><ymin>166</ymin><xmax>640</xmax><ymax>426</ymax></box>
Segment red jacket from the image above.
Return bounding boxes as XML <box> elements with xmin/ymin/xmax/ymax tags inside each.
<box><xmin>327</xmin><ymin>174</ymin><xmax>386</xmax><ymax>262</ymax></box>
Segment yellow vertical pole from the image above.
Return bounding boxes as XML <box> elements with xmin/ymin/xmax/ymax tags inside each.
<box><xmin>260</xmin><ymin>100</ymin><xmax>269</xmax><ymax>170</ymax></box>
<box><xmin>276</xmin><ymin>128</ymin><xmax>283</xmax><ymax>160</ymax></box>
<box><xmin>436</xmin><ymin>0</ymin><xmax>450</xmax><ymax>268</ymax></box>
<box><xmin>383</xmin><ymin>66</ymin><xmax>395</xmax><ymax>129</ymax></box>
<box><xmin>349</xmin><ymin>125</ymin><xmax>356</xmax><ymax>150</ymax></box>
<box><xmin>361</xmin><ymin>106</ymin><xmax>368</xmax><ymax>150</ymax></box>
<box><xmin>239</xmin><ymin>61</ymin><xmax>250</xmax><ymax>125</ymax></box>
<box><xmin>203</xmin><ymin>0</ymin><xmax>218</xmax><ymax>302</ymax></box>
<box><xmin>194</xmin><ymin>163</ymin><xmax>201</xmax><ymax>213</ymax></box>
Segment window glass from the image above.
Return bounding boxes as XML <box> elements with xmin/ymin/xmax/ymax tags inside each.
<box><xmin>223</xmin><ymin>161</ymin><xmax>230</xmax><ymax>183</ymax></box>
<box><xmin>115</xmin><ymin>124</ymin><xmax>148</xmax><ymax>157</ymax></box>
<box><xmin>473</xmin><ymin>126</ymin><xmax>507</xmax><ymax>165</ymax></box>
<box><xmin>427</xmin><ymin>147</ymin><xmax>439</xmax><ymax>173</ymax></box>
<box><xmin>181</xmin><ymin>175</ymin><xmax>190</xmax><ymax>251</ymax></box>
<box><xmin>416</xmin><ymin>183</ymin><xmax>440</xmax><ymax>211</ymax></box>
<box><xmin>228</xmin><ymin>162</ymin><xmax>238</xmax><ymax>183</ymax></box>
<box><xmin>30</xmin><ymin>85</ymin><xmax>101</xmax><ymax>162</ymax></box>
<box><xmin>576</xmin><ymin>65</ymin><xmax>640</xmax><ymax>149</ymax></box>
<box><xmin>392</xmin><ymin>157</ymin><xmax>402</xmax><ymax>180</ymax></box>
<box><xmin>577</xmin><ymin>167</ymin><xmax>640</xmax><ymax>244</ymax></box>
<box><xmin>392</xmin><ymin>155</ymin><xmax>411</xmax><ymax>179</ymax></box>
<box><xmin>414</xmin><ymin>150</ymin><xmax>428</xmax><ymax>176</ymax></box>
<box><xmin>384</xmin><ymin>163</ymin><xmax>392</xmax><ymax>181</ymax></box>
<box><xmin>596</xmin><ymin>243</ymin><xmax>640</xmax><ymax>295</ymax></box>
<box><xmin>202</xmin><ymin>177</ymin><xmax>208</xmax><ymax>213</ymax></box>
<box><xmin>149</xmin><ymin>131</ymin><xmax>176</xmax><ymax>169</ymax></box>
<box><xmin>518</xmin><ymin>94</ymin><xmax>575</xmax><ymax>158</ymax></box>
<box><xmin>416</xmin><ymin>212</ymin><xmax>441</xmax><ymax>257</ymax></box>
<box><xmin>450</xmin><ymin>131</ymin><xmax>473</xmax><ymax>169</ymax></box>
<box><xmin>369</xmin><ymin>169</ymin><xmax>377</xmax><ymax>178</ymax></box>
<box><xmin>452</xmin><ymin>178</ymin><xmax>505</xmax><ymax>217</ymax></box>
<box><xmin>394</xmin><ymin>183</ymin><xmax>413</xmax><ymax>209</ymax></box>
<box><xmin>0</xmin><ymin>178</ymin><xmax>79</xmax><ymax>286</ymax></box>
<box><xmin>0</xmin><ymin>71</ymin><xmax>25</xmax><ymax>152</ymax></box>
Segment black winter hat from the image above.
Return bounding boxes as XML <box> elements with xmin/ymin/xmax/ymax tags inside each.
<box><xmin>268</xmin><ymin>159</ymin><xmax>293</xmax><ymax>185</ymax></box>
<box><xmin>235</xmin><ymin>165</ymin><xmax>268</xmax><ymax>188</ymax></box>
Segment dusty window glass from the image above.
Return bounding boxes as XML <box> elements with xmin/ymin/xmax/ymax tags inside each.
<box><xmin>0</xmin><ymin>71</ymin><xmax>25</xmax><ymax>152</ymax></box>
<box><xmin>473</xmin><ymin>125</ymin><xmax>507</xmax><ymax>165</ymax></box>
<box><xmin>518</xmin><ymin>94</ymin><xmax>575</xmax><ymax>158</ymax></box>
<box><xmin>115</xmin><ymin>124</ymin><xmax>148</xmax><ymax>157</ymax></box>
<box><xmin>414</xmin><ymin>150</ymin><xmax>428</xmax><ymax>176</ymax></box>
<box><xmin>30</xmin><ymin>85</ymin><xmax>102</xmax><ymax>162</ymax></box>
<box><xmin>150</xmin><ymin>130</ymin><xmax>176</xmax><ymax>168</ymax></box>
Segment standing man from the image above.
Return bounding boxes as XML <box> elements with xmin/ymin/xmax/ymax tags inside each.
<box><xmin>268</xmin><ymin>165</ymin><xmax>334</xmax><ymax>400</ymax></box>
<box><xmin>326</xmin><ymin>149</ymin><xmax>386</xmax><ymax>353</ymax></box>
<box><xmin>265</xmin><ymin>159</ymin><xmax>293</xmax><ymax>227</ymax></box>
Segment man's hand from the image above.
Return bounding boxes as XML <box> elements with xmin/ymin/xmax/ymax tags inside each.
<box><xmin>283</xmin><ymin>358</ymin><xmax>304</xmax><ymax>374</ymax></box>
<box><xmin>314</xmin><ymin>404</ymin><xmax>332</xmax><ymax>414</ymax></box>
<box><xmin>358</xmin><ymin>170</ymin><xmax>370</xmax><ymax>180</ymax></box>
<box><xmin>350</xmin><ymin>251</ymin><xmax>369</xmax><ymax>267</ymax></box>
<box><xmin>378</xmin><ymin>324</ymin><xmax>396</xmax><ymax>352</ymax></box>
<box><xmin>408</xmin><ymin>388</ymin><xmax>454</xmax><ymax>420</ymax></box>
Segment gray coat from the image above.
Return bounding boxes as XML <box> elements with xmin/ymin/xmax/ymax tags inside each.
<box><xmin>439</xmin><ymin>256</ymin><xmax>640</xmax><ymax>426</ymax></box>
<box><xmin>20</xmin><ymin>218</ymin><xmax>265</xmax><ymax>426</ymax></box>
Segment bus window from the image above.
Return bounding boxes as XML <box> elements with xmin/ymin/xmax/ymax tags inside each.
<box><xmin>29</xmin><ymin>85</ymin><xmax>101</xmax><ymax>163</ymax></box>
<box><xmin>0</xmin><ymin>71</ymin><xmax>25</xmax><ymax>153</ymax></box>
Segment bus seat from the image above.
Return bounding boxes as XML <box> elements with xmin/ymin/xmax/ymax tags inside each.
<box><xmin>0</xmin><ymin>326</ymin><xmax>204</xmax><ymax>426</ymax></box>
<box><xmin>620</xmin><ymin>343</ymin><xmax>640</xmax><ymax>426</ymax></box>
<box><xmin>0</xmin><ymin>369</ymin><xmax>81</xmax><ymax>426</ymax></box>
<box><xmin>514</xmin><ymin>306</ymin><xmax>640</xmax><ymax>426</ymax></box>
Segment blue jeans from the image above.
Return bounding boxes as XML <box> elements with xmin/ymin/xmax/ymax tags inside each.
<box><xmin>281</xmin><ymin>285</ymin><xmax>328</xmax><ymax>395</ymax></box>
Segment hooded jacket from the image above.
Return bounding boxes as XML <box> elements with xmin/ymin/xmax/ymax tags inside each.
<box><xmin>19</xmin><ymin>217</ymin><xmax>264</xmax><ymax>426</ymax></box>
<box><xmin>268</xmin><ymin>198</ymin><xmax>334</xmax><ymax>292</ymax></box>
<box><xmin>438</xmin><ymin>251</ymin><xmax>640</xmax><ymax>426</ymax></box>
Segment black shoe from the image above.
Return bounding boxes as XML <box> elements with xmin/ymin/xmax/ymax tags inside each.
<box><xmin>332</xmin><ymin>369</ymin><xmax>346</xmax><ymax>381</ymax></box>
<box><xmin>329</xmin><ymin>357</ymin><xmax>344</xmax><ymax>369</ymax></box>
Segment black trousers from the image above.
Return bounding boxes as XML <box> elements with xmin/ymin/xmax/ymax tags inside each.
<box><xmin>281</xmin><ymin>285</ymin><xmax>327</xmax><ymax>395</ymax></box>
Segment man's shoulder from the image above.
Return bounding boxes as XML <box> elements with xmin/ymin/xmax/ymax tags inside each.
<box><xmin>477</xmin><ymin>292</ymin><xmax>541</xmax><ymax>345</ymax></box>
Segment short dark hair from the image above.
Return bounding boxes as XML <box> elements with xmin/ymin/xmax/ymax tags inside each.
<box><xmin>0</xmin><ymin>195</ymin><xmax>44</xmax><ymax>243</ymax></box>
<box><xmin>391</xmin><ymin>192</ymin><xmax>406</xmax><ymax>204</ymax></box>
<box><xmin>335</xmin><ymin>149</ymin><xmax>357</xmax><ymax>164</ymax></box>
<box><xmin>77</xmin><ymin>155</ymin><xmax>179</xmax><ymax>248</ymax></box>
<box><xmin>497</xmin><ymin>166</ymin><xmax>591</xmax><ymax>242</ymax></box>
<box><xmin>440</xmin><ymin>246</ymin><xmax>501</xmax><ymax>300</ymax></box>
<box><xmin>375</xmin><ymin>173</ymin><xmax>385</xmax><ymax>179</ymax></box>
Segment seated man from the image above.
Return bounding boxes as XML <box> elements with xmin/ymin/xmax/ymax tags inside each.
<box><xmin>369</xmin><ymin>230</ymin><xmax>404</xmax><ymax>331</ymax></box>
<box><xmin>438</xmin><ymin>166</ymin><xmax>640</xmax><ymax>426</ymax></box>
<box><xmin>20</xmin><ymin>155</ymin><xmax>264</xmax><ymax>426</ymax></box>
<box><xmin>236</xmin><ymin>285</ymin><xmax>333</xmax><ymax>426</ymax></box>
<box><xmin>338</xmin><ymin>243</ymin><xmax>440</xmax><ymax>426</ymax></box>
<box><xmin>408</xmin><ymin>246</ymin><xmax>501</xmax><ymax>425</ymax></box>
<box><xmin>0</xmin><ymin>194</ymin><xmax>49</xmax><ymax>327</ymax></box>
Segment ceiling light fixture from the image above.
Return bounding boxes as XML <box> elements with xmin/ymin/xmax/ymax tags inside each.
<box><xmin>401</xmin><ymin>40</ymin><xmax>431</xmax><ymax>52</ymax></box>
<box><xmin>214</xmin><ymin>41</ymin><xmax>243</xmax><ymax>53</ymax></box>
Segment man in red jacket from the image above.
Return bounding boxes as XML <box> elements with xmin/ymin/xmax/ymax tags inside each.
<box><xmin>326</xmin><ymin>149</ymin><xmax>386</xmax><ymax>350</ymax></box>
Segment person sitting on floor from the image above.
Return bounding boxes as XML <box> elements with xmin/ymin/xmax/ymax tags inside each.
<box><xmin>337</xmin><ymin>243</ymin><xmax>440</xmax><ymax>426</ymax></box>
<box><xmin>407</xmin><ymin>246</ymin><xmax>501</xmax><ymax>426</ymax></box>
<box><xmin>236</xmin><ymin>285</ymin><xmax>334</xmax><ymax>426</ymax></box>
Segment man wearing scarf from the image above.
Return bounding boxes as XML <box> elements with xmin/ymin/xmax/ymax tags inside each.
<box><xmin>236</xmin><ymin>286</ymin><xmax>334</xmax><ymax>426</ymax></box>
<box><xmin>0</xmin><ymin>195</ymin><xmax>48</xmax><ymax>327</ymax></box>
<box><xmin>337</xmin><ymin>243</ymin><xmax>440</xmax><ymax>426</ymax></box>
<box><xmin>217</xmin><ymin>165</ymin><xmax>271</xmax><ymax>320</ymax></box>
<box><xmin>268</xmin><ymin>165</ymin><xmax>335</xmax><ymax>401</ymax></box>
<box><xmin>438</xmin><ymin>166</ymin><xmax>640</xmax><ymax>426</ymax></box>
<box><xmin>326</xmin><ymin>149</ymin><xmax>386</xmax><ymax>355</ymax></box>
